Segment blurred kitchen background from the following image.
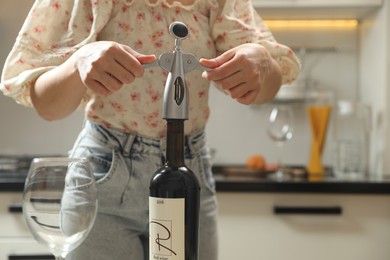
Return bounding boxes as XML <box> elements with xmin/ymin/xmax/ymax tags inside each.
<box><xmin>1</xmin><ymin>0</ymin><xmax>389</xmax><ymax>177</ymax></box>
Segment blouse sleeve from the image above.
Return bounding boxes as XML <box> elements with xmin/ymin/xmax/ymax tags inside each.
<box><xmin>209</xmin><ymin>0</ymin><xmax>300</xmax><ymax>84</ymax></box>
<box><xmin>0</xmin><ymin>0</ymin><xmax>113</xmax><ymax>107</ymax></box>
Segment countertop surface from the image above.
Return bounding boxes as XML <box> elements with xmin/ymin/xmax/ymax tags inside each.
<box><xmin>2</xmin><ymin>165</ymin><xmax>390</xmax><ymax>194</ymax></box>
<box><xmin>213</xmin><ymin>174</ymin><xmax>390</xmax><ymax>194</ymax></box>
<box><xmin>212</xmin><ymin>165</ymin><xmax>390</xmax><ymax>194</ymax></box>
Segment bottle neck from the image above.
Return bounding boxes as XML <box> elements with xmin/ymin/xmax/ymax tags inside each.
<box><xmin>165</xmin><ymin>120</ymin><xmax>185</xmax><ymax>167</ymax></box>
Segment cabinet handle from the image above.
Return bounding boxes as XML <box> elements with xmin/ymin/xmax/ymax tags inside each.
<box><xmin>8</xmin><ymin>255</ymin><xmax>54</xmax><ymax>260</ymax></box>
<box><xmin>8</xmin><ymin>203</ymin><xmax>23</xmax><ymax>213</ymax></box>
<box><xmin>273</xmin><ymin>206</ymin><xmax>342</xmax><ymax>215</ymax></box>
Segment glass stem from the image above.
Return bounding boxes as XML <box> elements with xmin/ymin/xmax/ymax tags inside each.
<box><xmin>55</xmin><ymin>256</ymin><xmax>65</xmax><ymax>260</ymax></box>
<box><xmin>276</xmin><ymin>142</ymin><xmax>284</xmax><ymax>172</ymax></box>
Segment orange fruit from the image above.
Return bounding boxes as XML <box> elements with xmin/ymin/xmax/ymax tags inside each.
<box><xmin>246</xmin><ymin>155</ymin><xmax>266</xmax><ymax>170</ymax></box>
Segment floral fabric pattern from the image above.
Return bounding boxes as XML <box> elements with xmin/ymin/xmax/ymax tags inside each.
<box><xmin>1</xmin><ymin>0</ymin><xmax>300</xmax><ymax>138</ymax></box>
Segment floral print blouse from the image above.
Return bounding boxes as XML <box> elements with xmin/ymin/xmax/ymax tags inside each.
<box><xmin>1</xmin><ymin>0</ymin><xmax>300</xmax><ymax>138</ymax></box>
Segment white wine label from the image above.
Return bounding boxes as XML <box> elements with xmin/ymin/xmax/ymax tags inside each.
<box><xmin>149</xmin><ymin>197</ymin><xmax>185</xmax><ymax>260</ymax></box>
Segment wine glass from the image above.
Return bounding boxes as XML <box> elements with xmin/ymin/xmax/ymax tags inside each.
<box><xmin>23</xmin><ymin>157</ymin><xmax>98</xmax><ymax>260</ymax></box>
<box><xmin>266</xmin><ymin>104</ymin><xmax>294</xmax><ymax>180</ymax></box>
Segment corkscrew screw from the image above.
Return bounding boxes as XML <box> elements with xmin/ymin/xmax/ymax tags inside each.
<box><xmin>143</xmin><ymin>21</ymin><xmax>209</xmax><ymax>120</ymax></box>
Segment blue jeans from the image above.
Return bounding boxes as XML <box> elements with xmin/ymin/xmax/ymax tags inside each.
<box><xmin>67</xmin><ymin>120</ymin><xmax>218</xmax><ymax>260</ymax></box>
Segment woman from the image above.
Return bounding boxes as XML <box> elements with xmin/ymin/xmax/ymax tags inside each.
<box><xmin>1</xmin><ymin>0</ymin><xmax>300</xmax><ymax>259</ymax></box>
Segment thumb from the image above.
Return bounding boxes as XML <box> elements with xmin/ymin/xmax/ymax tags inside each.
<box><xmin>200</xmin><ymin>49</ymin><xmax>235</xmax><ymax>68</ymax></box>
<box><xmin>199</xmin><ymin>58</ymin><xmax>219</xmax><ymax>69</ymax></box>
<box><xmin>121</xmin><ymin>44</ymin><xmax>156</xmax><ymax>64</ymax></box>
<box><xmin>137</xmin><ymin>54</ymin><xmax>157</xmax><ymax>64</ymax></box>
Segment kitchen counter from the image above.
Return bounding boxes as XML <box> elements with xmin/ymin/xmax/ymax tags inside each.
<box><xmin>2</xmin><ymin>166</ymin><xmax>390</xmax><ymax>194</ymax></box>
<box><xmin>214</xmin><ymin>174</ymin><xmax>390</xmax><ymax>194</ymax></box>
<box><xmin>213</xmin><ymin>165</ymin><xmax>390</xmax><ymax>194</ymax></box>
<box><xmin>0</xmin><ymin>173</ymin><xmax>27</xmax><ymax>192</ymax></box>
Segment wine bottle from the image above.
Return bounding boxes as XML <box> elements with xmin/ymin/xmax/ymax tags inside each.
<box><xmin>149</xmin><ymin>120</ymin><xmax>200</xmax><ymax>260</ymax></box>
<box><xmin>149</xmin><ymin>21</ymin><xmax>202</xmax><ymax>260</ymax></box>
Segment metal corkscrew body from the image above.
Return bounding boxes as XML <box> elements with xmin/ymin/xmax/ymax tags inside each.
<box><xmin>143</xmin><ymin>21</ymin><xmax>209</xmax><ymax>120</ymax></box>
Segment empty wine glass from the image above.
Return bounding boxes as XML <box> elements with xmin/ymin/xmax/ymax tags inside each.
<box><xmin>23</xmin><ymin>157</ymin><xmax>98</xmax><ymax>260</ymax></box>
<box><xmin>266</xmin><ymin>104</ymin><xmax>294</xmax><ymax>180</ymax></box>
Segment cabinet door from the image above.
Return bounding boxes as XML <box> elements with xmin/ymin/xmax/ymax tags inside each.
<box><xmin>0</xmin><ymin>239</ymin><xmax>51</xmax><ymax>259</ymax></box>
<box><xmin>217</xmin><ymin>192</ymin><xmax>390</xmax><ymax>260</ymax></box>
<box><xmin>253</xmin><ymin>0</ymin><xmax>382</xmax><ymax>7</ymax></box>
<box><xmin>0</xmin><ymin>192</ymin><xmax>31</xmax><ymax>237</ymax></box>
<box><xmin>301</xmin><ymin>0</ymin><xmax>382</xmax><ymax>6</ymax></box>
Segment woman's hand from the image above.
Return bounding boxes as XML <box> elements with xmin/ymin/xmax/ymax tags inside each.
<box><xmin>200</xmin><ymin>43</ymin><xmax>280</xmax><ymax>105</ymax></box>
<box><xmin>75</xmin><ymin>41</ymin><xmax>156</xmax><ymax>96</ymax></box>
<box><xmin>31</xmin><ymin>41</ymin><xmax>156</xmax><ymax>120</ymax></box>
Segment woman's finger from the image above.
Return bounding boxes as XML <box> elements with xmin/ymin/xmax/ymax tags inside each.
<box><xmin>106</xmin><ymin>59</ymin><xmax>136</xmax><ymax>85</ymax></box>
<box><xmin>236</xmin><ymin>89</ymin><xmax>258</xmax><ymax>105</ymax></box>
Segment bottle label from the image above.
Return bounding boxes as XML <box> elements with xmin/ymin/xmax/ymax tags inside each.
<box><xmin>149</xmin><ymin>197</ymin><xmax>185</xmax><ymax>260</ymax></box>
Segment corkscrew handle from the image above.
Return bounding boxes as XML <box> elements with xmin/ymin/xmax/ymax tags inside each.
<box><xmin>142</xmin><ymin>21</ymin><xmax>209</xmax><ymax>72</ymax></box>
<box><xmin>169</xmin><ymin>21</ymin><xmax>189</xmax><ymax>42</ymax></box>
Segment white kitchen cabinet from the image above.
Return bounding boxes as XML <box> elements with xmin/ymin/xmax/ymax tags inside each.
<box><xmin>253</xmin><ymin>0</ymin><xmax>383</xmax><ymax>19</ymax></box>
<box><xmin>0</xmin><ymin>192</ymin><xmax>51</xmax><ymax>259</ymax></box>
<box><xmin>217</xmin><ymin>192</ymin><xmax>390</xmax><ymax>260</ymax></box>
<box><xmin>253</xmin><ymin>0</ymin><xmax>382</xmax><ymax>8</ymax></box>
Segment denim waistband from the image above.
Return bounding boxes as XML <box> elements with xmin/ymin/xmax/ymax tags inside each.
<box><xmin>83</xmin><ymin>120</ymin><xmax>207</xmax><ymax>157</ymax></box>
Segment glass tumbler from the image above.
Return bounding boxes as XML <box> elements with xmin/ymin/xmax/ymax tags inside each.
<box><xmin>333</xmin><ymin>100</ymin><xmax>371</xmax><ymax>179</ymax></box>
